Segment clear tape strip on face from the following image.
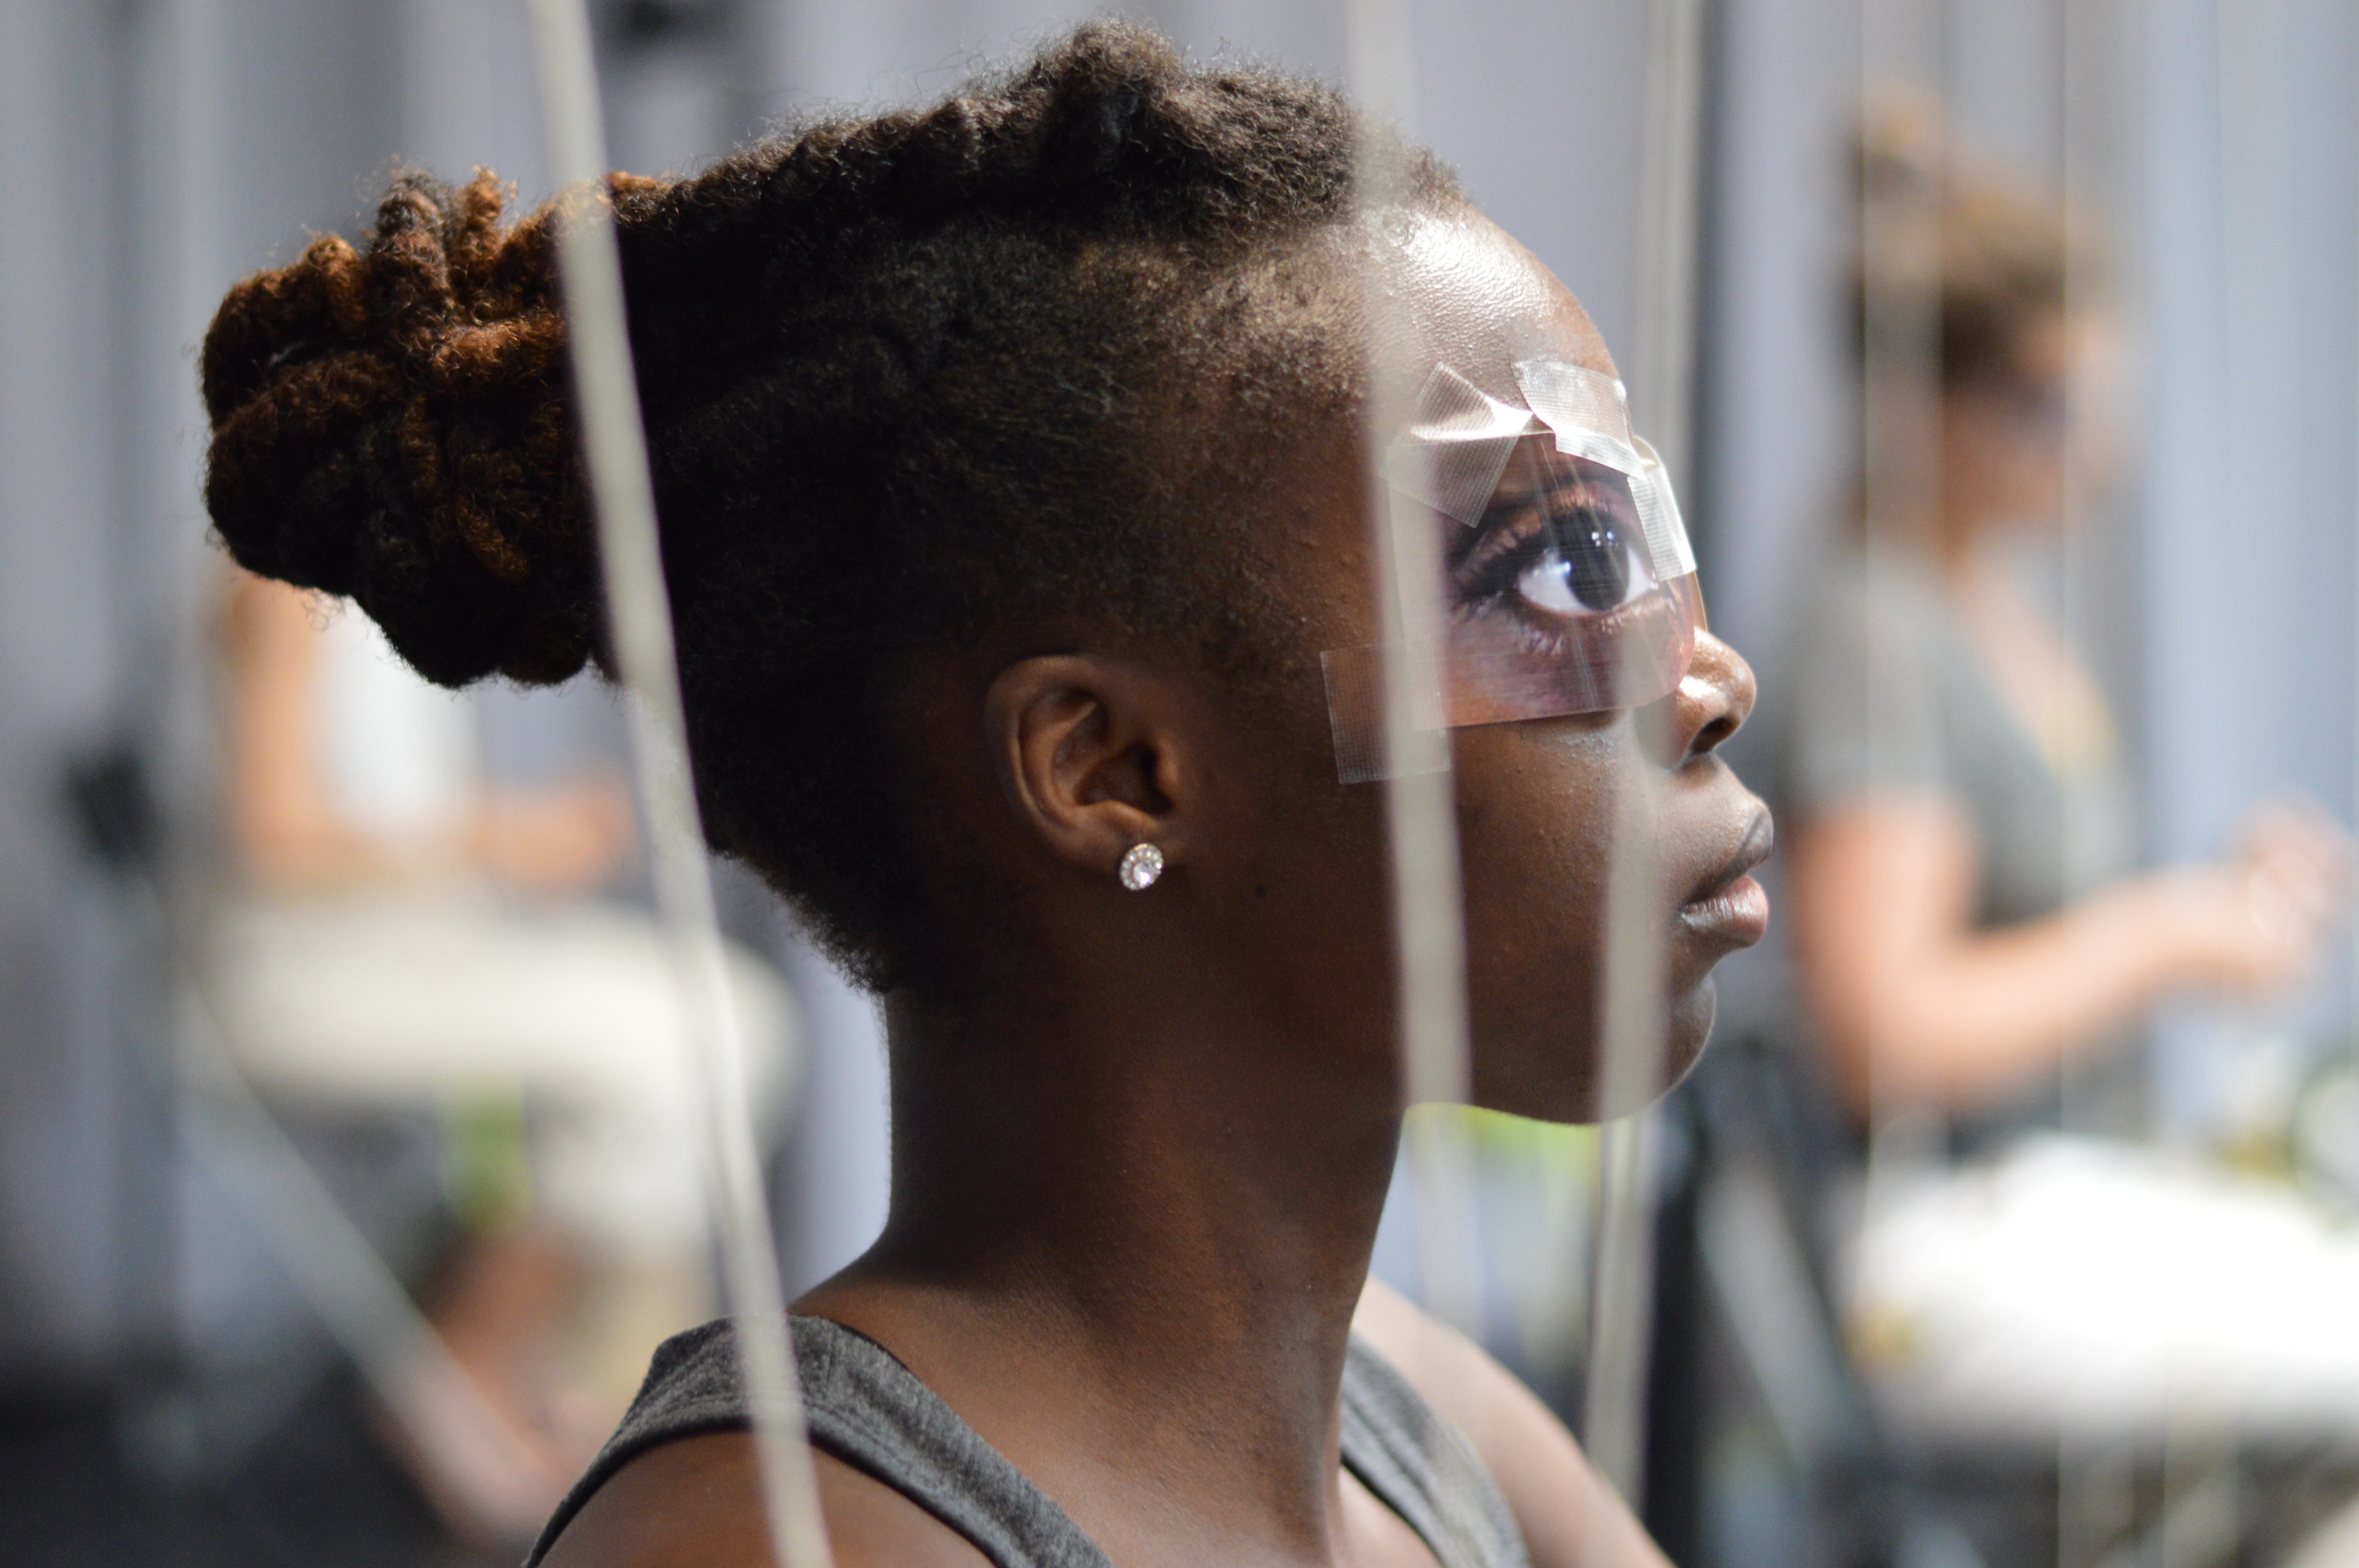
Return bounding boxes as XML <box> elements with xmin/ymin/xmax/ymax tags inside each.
<box><xmin>1324</xmin><ymin>358</ymin><xmax>1704</xmax><ymax>784</ymax></box>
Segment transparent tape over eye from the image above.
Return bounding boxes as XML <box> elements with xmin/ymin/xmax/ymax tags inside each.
<box><xmin>1325</xmin><ymin>358</ymin><xmax>1703</xmax><ymax>784</ymax></box>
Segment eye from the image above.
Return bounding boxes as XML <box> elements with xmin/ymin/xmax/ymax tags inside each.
<box><xmin>1446</xmin><ymin>446</ymin><xmax>1660</xmax><ymax>620</ymax></box>
<box><xmin>1513</xmin><ymin>508</ymin><xmax>1656</xmax><ymax>615</ymax></box>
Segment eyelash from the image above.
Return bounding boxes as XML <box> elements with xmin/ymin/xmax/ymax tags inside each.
<box><xmin>1449</xmin><ymin>483</ymin><xmax>1635</xmax><ymax>610</ymax></box>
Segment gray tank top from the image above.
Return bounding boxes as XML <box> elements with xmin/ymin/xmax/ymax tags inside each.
<box><xmin>527</xmin><ymin>1315</ymin><xmax>1531</xmax><ymax>1568</ymax></box>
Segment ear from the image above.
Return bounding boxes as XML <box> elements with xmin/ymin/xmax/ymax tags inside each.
<box><xmin>985</xmin><ymin>655</ymin><xmax>1193</xmax><ymax>883</ymax></box>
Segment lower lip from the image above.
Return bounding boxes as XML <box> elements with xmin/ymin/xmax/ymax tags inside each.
<box><xmin>1680</xmin><ymin>873</ymin><xmax>1769</xmax><ymax>946</ymax></box>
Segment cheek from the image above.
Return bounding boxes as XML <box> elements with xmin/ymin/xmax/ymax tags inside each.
<box><xmin>1451</xmin><ymin>719</ymin><xmax>1627</xmax><ymax>1116</ymax></box>
<box><xmin>1455</xmin><ymin>717</ymin><xmax>1623</xmax><ymax>933</ymax></box>
<box><xmin>1217</xmin><ymin>717</ymin><xmax>1399</xmax><ymax>1048</ymax></box>
<box><xmin>1449</xmin><ymin>719</ymin><xmax>1737</xmax><ymax>1121</ymax></box>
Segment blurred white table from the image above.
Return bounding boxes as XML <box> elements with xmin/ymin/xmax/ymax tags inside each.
<box><xmin>1846</xmin><ymin>1135</ymin><xmax>2359</xmax><ymax>1446</ymax></box>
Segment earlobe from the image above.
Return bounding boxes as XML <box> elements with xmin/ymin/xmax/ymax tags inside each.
<box><xmin>986</xmin><ymin>655</ymin><xmax>1183</xmax><ymax>882</ymax></box>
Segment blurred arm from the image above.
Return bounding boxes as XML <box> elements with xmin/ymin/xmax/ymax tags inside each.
<box><xmin>1353</xmin><ymin>1277</ymin><xmax>1671</xmax><ymax>1568</ymax></box>
<box><xmin>221</xmin><ymin>572</ymin><xmax>632</xmax><ymax>892</ymax></box>
<box><xmin>1789</xmin><ymin>796</ymin><xmax>2339</xmax><ymax>1113</ymax></box>
<box><xmin>222</xmin><ymin>573</ymin><xmax>426</xmax><ymax>886</ymax></box>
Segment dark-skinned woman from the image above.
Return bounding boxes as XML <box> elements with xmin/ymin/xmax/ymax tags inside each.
<box><xmin>198</xmin><ymin>24</ymin><xmax>1769</xmax><ymax>1568</ymax></box>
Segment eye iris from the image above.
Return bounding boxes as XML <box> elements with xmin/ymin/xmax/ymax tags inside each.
<box><xmin>1546</xmin><ymin>509</ymin><xmax>1631</xmax><ymax>611</ymax></box>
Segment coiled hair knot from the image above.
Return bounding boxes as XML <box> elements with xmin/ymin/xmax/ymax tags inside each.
<box><xmin>203</xmin><ymin>169</ymin><xmax>597</xmax><ymax>686</ymax></box>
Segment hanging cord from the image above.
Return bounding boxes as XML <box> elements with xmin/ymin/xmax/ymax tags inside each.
<box><xmin>1342</xmin><ymin>0</ymin><xmax>1484</xmax><ymax>1342</ymax></box>
<box><xmin>1583</xmin><ymin>0</ymin><xmax>1712</xmax><ymax>1519</ymax></box>
<box><xmin>521</xmin><ymin>5</ymin><xmax>833</xmax><ymax>1566</ymax></box>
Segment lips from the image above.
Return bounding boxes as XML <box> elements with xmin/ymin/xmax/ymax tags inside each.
<box><xmin>1679</xmin><ymin>809</ymin><xmax>1773</xmax><ymax>946</ymax></box>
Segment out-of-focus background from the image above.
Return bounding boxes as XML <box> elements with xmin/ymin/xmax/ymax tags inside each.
<box><xmin>2</xmin><ymin>1</ymin><xmax>2355</xmax><ymax>1564</ymax></box>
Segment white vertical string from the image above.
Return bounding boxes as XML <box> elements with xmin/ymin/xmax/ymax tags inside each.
<box><xmin>1856</xmin><ymin>0</ymin><xmax>1945</xmax><ymax>1270</ymax></box>
<box><xmin>1579</xmin><ymin>0</ymin><xmax>1710</xmax><ymax>1515</ymax></box>
<box><xmin>1632</xmin><ymin>0</ymin><xmax>1709</xmax><ymax>494</ymax></box>
<box><xmin>1853</xmin><ymin>7</ymin><xmax>1950</xmax><ymax>1542</ymax></box>
<box><xmin>520</xmin><ymin>5</ymin><xmax>831</xmax><ymax>1567</ymax></box>
<box><xmin>2060</xmin><ymin>3</ymin><xmax>2118</xmax><ymax>1550</ymax></box>
<box><xmin>1343</xmin><ymin>0</ymin><xmax>1482</xmax><ymax>1347</ymax></box>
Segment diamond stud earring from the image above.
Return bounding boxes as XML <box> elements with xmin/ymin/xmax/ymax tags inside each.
<box><xmin>1118</xmin><ymin>842</ymin><xmax>1165</xmax><ymax>891</ymax></box>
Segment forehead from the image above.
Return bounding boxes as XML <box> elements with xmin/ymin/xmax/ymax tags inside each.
<box><xmin>1369</xmin><ymin>208</ymin><xmax>1617</xmax><ymax>412</ymax></box>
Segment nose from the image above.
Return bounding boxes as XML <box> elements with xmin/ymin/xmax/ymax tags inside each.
<box><xmin>1641</xmin><ymin>631</ymin><xmax>1754</xmax><ymax>768</ymax></box>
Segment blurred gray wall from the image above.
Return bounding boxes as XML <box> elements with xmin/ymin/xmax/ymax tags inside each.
<box><xmin>2141</xmin><ymin>0</ymin><xmax>2357</xmax><ymax>864</ymax></box>
<box><xmin>1</xmin><ymin>0</ymin><xmax>135</xmax><ymax>1381</ymax></box>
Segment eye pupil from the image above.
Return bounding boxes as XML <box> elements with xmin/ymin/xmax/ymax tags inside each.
<box><xmin>1547</xmin><ymin>510</ymin><xmax>1631</xmax><ymax>611</ymax></box>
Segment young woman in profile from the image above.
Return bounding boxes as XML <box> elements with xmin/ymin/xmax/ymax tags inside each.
<box><xmin>199</xmin><ymin>24</ymin><xmax>1768</xmax><ymax>1568</ymax></box>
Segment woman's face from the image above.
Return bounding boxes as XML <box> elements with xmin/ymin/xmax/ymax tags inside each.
<box><xmin>1939</xmin><ymin>309</ymin><xmax>2120</xmax><ymax>540</ymax></box>
<box><xmin>1261</xmin><ymin>210</ymin><xmax>1770</xmax><ymax>1122</ymax></box>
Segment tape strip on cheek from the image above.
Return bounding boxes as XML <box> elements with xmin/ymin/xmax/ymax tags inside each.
<box><xmin>1321</xmin><ymin>642</ymin><xmax>1450</xmax><ymax>786</ymax></box>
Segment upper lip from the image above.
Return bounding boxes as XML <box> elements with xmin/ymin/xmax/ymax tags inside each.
<box><xmin>1684</xmin><ymin>809</ymin><xmax>1773</xmax><ymax>906</ymax></box>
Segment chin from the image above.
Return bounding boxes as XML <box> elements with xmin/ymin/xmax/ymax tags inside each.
<box><xmin>1657</xmin><ymin>975</ymin><xmax>1719</xmax><ymax>1091</ymax></box>
<box><xmin>1578</xmin><ymin>976</ymin><xmax>1716</xmax><ymax>1121</ymax></box>
<box><xmin>1471</xmin><ymin>976</ymin><xmax>1719</xmax><ymax>1125</ymax></box>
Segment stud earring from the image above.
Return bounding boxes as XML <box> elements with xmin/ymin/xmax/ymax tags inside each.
<box><xmin>1118</xmin><ymin>842</ymin><xmax>1165</xmax><ymax>891</ymax></box>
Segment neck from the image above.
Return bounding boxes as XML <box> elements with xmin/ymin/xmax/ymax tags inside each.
<box><xmin>800</xmin><ymin>970</ymin><xmax>1403</xmax><ymax>1564</ymax></box>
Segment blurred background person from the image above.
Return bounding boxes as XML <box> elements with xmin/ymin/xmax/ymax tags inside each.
<box><xmin>1777</xmin><ymin>102</ymin><xmax>2347</xmax><ymax>1139</ymax></box>
<box><xmin>207</xmin><ymin>568</ymin><xmax>798</xmax><ymax>1540</ymax></box>
<box><xmin>1661</xmin><ymin>98</ymin><xmax>2359</xmax><ymax>1568</ymax></box>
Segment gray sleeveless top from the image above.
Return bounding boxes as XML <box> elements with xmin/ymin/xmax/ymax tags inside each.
<box><xmin>527</xmin><ymin>1315</ymin><xmax>1530</xmax><ymax>1568</ymax></box>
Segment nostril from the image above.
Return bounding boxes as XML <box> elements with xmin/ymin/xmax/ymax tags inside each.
<box><xmin>1690</xmin><ymin>711</ymin><xmax>1739</xmax><ymax>758</ymax></box>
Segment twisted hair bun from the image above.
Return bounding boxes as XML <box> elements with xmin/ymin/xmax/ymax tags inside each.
<box><xmin>202</xmin><ymin>171</ymin><xmax>620</xmax><ymax>686</ymax></box>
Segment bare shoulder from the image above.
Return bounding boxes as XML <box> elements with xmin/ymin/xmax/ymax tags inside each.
<box><xmin>537</xmin><ymin>1432</ymin><xmax>992</xmax><ymax>1568</ymax></box>
<box><xmin>1352</xmin><ymin>1277</ymin><xmax>1671</xmax><ymax>1568</ymax></box>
